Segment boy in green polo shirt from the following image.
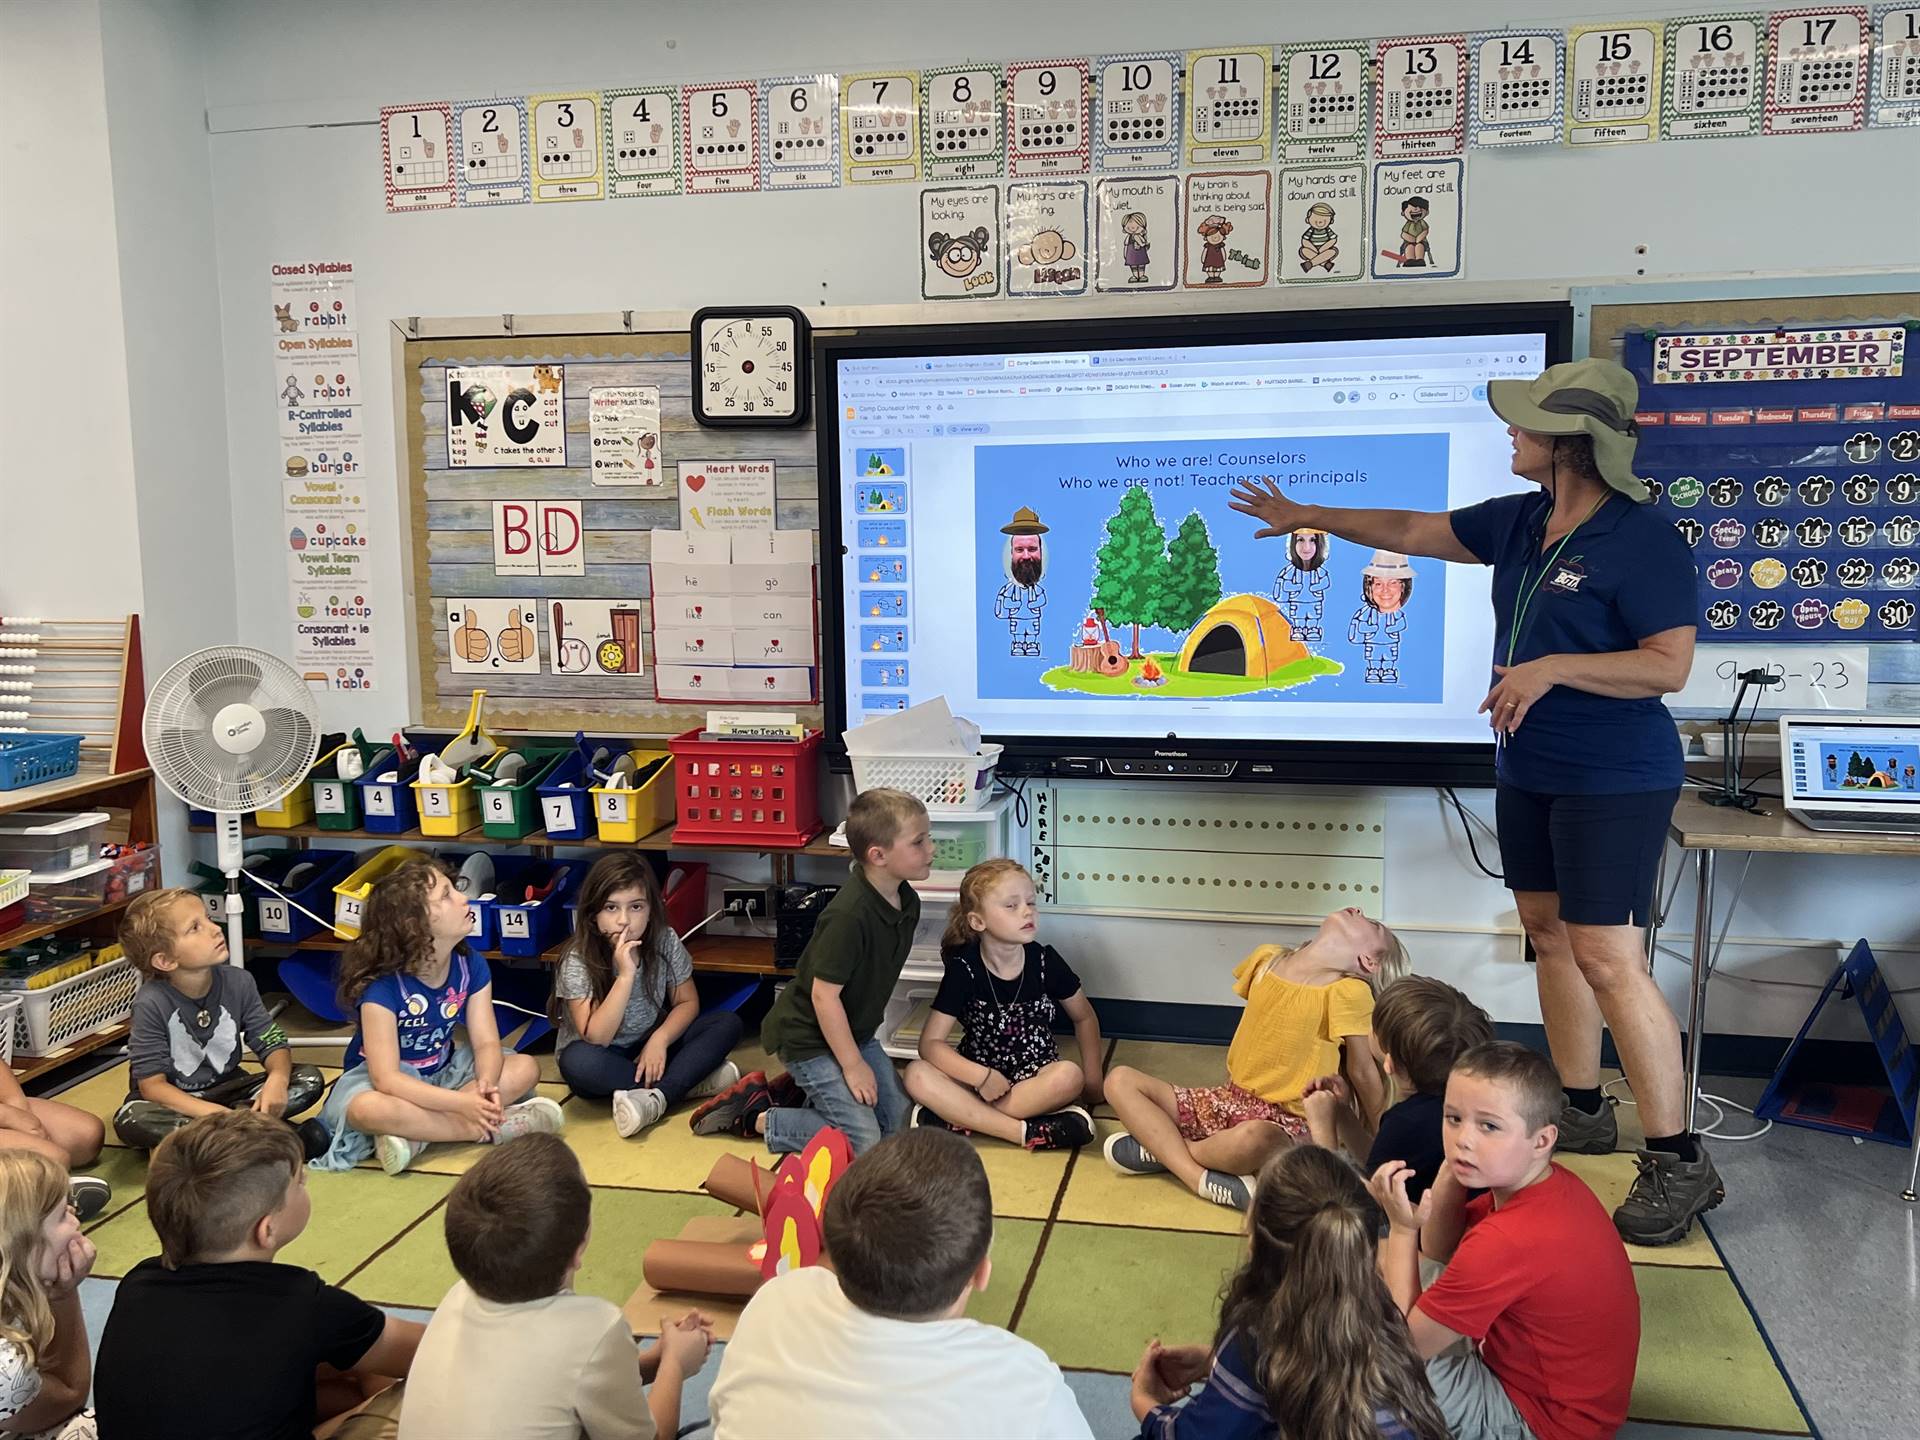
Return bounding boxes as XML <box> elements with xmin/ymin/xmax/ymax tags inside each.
<box><xmin>692</xmin><ymin>788</ymin><xmax>932</xmax><ymax>1153</ymax></box>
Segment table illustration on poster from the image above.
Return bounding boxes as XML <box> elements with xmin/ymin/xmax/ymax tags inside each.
<box><xmin>970</xmin><ymin>435</ymin><xmax>1449</xmax><ymax>704</ymax></box>
<box><xmin>1625</xmin><ymin>324</ymin><xmax>1920</xmax><ymax>641</ymax></box>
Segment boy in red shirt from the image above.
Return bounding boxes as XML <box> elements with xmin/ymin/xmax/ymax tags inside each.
<box><xmin>1372</xmin><ymin>1040</ymin><xmax>1639</xmax><ymax>1440</ymax></box>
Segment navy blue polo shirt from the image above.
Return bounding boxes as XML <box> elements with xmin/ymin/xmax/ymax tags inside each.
<box><xmin>1451</xmin><ymin>490</ymin><xmax>1695</xmax><ymax>795</ymax></box>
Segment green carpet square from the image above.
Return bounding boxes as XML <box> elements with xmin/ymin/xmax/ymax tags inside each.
<box><xmin>1628</xmin><ymin>1266</ymin><xmax>1809</xmax><ymax>1432</ymax></box>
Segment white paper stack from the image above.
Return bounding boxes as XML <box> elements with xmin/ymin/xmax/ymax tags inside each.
<box><xmin>842</xmin><ymin>697</ymin><xmax>982</xmax><ymax>757</ymax></box>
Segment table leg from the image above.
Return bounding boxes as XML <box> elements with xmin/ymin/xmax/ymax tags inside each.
<box><xmin>1905</xmin><ymin>1122</ymin><xmax>1919</xmax><ymax>1202</ymax></box>
<box><xmin>1645</xmin><ymin>843</ymin><xmax>1669</xmax><ymax>976</ymax></box>
<box><xmin>1686</xmin><ymin>848</ymin><xmax>1716</xmax><ymax>1136</ymax></box>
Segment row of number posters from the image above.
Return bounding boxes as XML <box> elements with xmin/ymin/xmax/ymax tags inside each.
<box><xmin>380</xmin><ymin>14</ymin><xmax>1920</xmax><ymax>210</ymax></box>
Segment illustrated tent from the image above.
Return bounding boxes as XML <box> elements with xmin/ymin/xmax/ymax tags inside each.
<box><xmin>1176</xmin><ymin>593</ymin><xmax>1307</xmax><ymax>677</ymax></box>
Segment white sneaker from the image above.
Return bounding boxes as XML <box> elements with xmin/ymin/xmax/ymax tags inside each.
<box><xmin>494</xmin><ymin>1095</ymin><xmax>566</xmax><ymax>1143</ymax></box>
<box><xmin>376</xmin><ymin>1134</ymin><xmax>427</xmax><ymax>1176</ymax></box>
<box><xmin>686</xmin><ymin>1060</ymin><xmax>741</xmax><ymax>1101</ymax></box>
<box><xmin>612</xmin><ymin>1087</ymin><xmax>668</xmax><ymax>1138</ymax></box>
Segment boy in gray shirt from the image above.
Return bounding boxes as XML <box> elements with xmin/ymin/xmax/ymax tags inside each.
<box><xmin>112</xmin><ymin>888</ymin><xmax>329</xmax><ymax>1158</ymax></box>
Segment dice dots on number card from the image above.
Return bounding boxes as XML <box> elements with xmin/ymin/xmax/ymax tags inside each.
<box><xmin>605</xmin><ymin>87</ymin><xmax>682</xmax><ymax>198</ymax></box>
<box><xmin>1468</xmin><ymin>30</ymin><xmax>1564</xmax><ymax>146</ymax></box>
<box><xmin>683</xmin><ymin>82</ymin><xmax>761</xmax><ymax>192</ymax></box>
<box><xmin>1663</xmin><ymin>15</ymin><xmax>1765</xmax><ymax>137</ymax></box>
<box><xmin>454</xmin><ymin>99</ymin><xmax>528</xmax><ymax>206</ymax></box>
<box><xmin>1277</xmin><ymin>42</ymin><xmax>1370</xmax><ymax>161</ymax></box>
<box><xmin>381</xmin><ymin>103</ymin><xmax>454</xmax><ymax>212</ymax></box>
<box><xmin>1765</xmin><ymin>8</ymin><xmax>1868</xmax><ymax>132</ymax></box>
<box><xmin>1008</xmin><ymin>59</ymin><xmax>1090</xmax><ymax>175</ymax></box>
<box><xmin>1567</xmin><ymin>23</ymin><xmax>1664</xmax><ymax>144</ymax></box>
<box><xmin>1094</xmin><ymin>52</ymin><xmax>1179</xmax><ymax>172</ymax></box>
<box><xmin>842</xmin><ymin>71</ymin><xmax>922</xmax><ymax>183</ymax></box>
<box><xmin>1871</xmin><ymin>6</ymin><xmax>1920</xmax><ymax>125</ymax></box>
<box><xmin>923</xmin><ymin>65</ymin><xmax>1003</xmax><ymax>181</ymax></box>
<box><xmin>1185</xmin><ymin>47</ymin><xmax>1271</xmax><ymax>164</ymax></box>
<box><xmin>762</xmin><ymin>75</ymin><xmax>840</xmax><ymax>190</ymax></box>
<box><xmin>529</xmin><ymin>93</ymin><xmax>604</xmax><ymax>200</ymax></box>
<box><xmin>1375</xmin><ymin>37</ymin><xmax>1468</xmax><ymax>157</ymax></box>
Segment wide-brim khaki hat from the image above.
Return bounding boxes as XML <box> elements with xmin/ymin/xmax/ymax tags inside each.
<box><xmin>1488</xmin><ymin>358</ymin><xmax>1648</xmax><ymax>502</ymax></box>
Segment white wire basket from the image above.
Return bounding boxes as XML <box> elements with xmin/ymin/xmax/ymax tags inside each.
<box><xmin>0</xmin><ymin>995</ymin><xmax>19</xmax><ymax>1066</ymax></box>
<box><xmin>849</xmin><ymin>744</ymin><xmax>1003</xmax><ymax>811</ymax></box>
<box><xmin>0</xmin><ymin>868</ymin><xmax>27</xmax><ymax>911</ymax></box>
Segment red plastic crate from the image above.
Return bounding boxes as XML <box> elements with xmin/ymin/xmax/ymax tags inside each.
<box><xmin>668</xmin><ymin>730</ymin><xmax>822</xmax><ymax>847</ymax></box>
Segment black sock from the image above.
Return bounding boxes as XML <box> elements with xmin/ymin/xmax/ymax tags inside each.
<box><xmin>1645</xmin><ymin>1131</ymin><xmax>1698</xmax><ymax>1162</ymax></box>
<box><xmin>1563</xmin><ymin>1086</ymin><xmax>1605</xmax><ymax>1116</ymax></box>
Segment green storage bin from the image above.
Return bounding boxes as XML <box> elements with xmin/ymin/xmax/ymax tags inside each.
<box><xmin>312</xmin><ymin>730</ymin><xmax>386</xmax><ymax>832</ymax></box>
<box><xmin>476</xmin><ymin>749</ymin><xmax>568</xmax><ymax>840</ymax></box>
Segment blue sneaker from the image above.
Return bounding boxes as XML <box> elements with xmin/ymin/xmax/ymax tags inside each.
<box><xmin>1103</xmin><ymin>1131</ymin><xmax>1166</xmax><ymax>1176</ymax></box>
<box><xmin>1199</xmin><ymin>1170</ymin><xmax>1255</xmax><ymax>1212</ymax></box>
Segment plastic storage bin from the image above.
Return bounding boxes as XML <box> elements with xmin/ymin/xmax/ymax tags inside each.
<box><xmin>413</xmin><ymin>754</ymin><xmax>497</xmax><ymax>838</ymax></box>
<box><xmin>591</xmin><ymin>750</ymin><xmax>675</xmax><ymax>843</ymax></box>
<box><xmin>669</xmin><ymin>730</ymin><xmax>822</xmax><ymax>846</ymax></box>
<box><xmin>254</xmin><ymin>747</ymin><xmax>338</xmax><ymax>829</ymax></box>
<box><xmin>313</xmin><ymin>741</ymin><xmax>389</xmax><ymax>831</ymax></box>
<box><xmin>0</xmin><ymin>869</ymin><xmax>28</xmax><ymax>935</ymax></box>
<box><xmin>849</xmin><ymin>743</ymin><xmax>1002</xmax><ymax>811</ymax></box>
<box><xmin>0</xmin><ymin>735</ymin><xmax>84</xmax><ymax>792</ymax></box>
<box><xmin>0</xmin><ymin>994</ymin><xmax>17</xmax><ymax>1064</ymax></box>
<box><xmin>0</xmin><ymin>812</ymin><xmax>112</xmax><ymax>876</ymax></box>
<box><xmin>251</xmin><ymin>849</ymin><xmax>359</xmax><ymax>942</ymax></box>
<box><xmin>332</xmin><ymin>845</ymin><xmax>420</xmax><ymax>938</ymax></box>
<box><xmin>100</xmin><ymin>844</ymin><xmax>160</xmax><ymax>905</ymax></box>
<box><xmin>491</xmin><ymin>857</ymin><xmax>593</xmax><ymax>958</ymax></box>
<box><xmin>536</xmin><ymin>747</ymin><xmax>596</xmax><ymax>841</ymax></box>
<box><xmin>356</xmin><ymin>757</ymin><xmax>422</xmax><ymax>834</ymax></box>
<box><xmin>442</xmin><ymin>852</ymin><xmax>548</xmax><ymax>951</ymax></box>
<box><xmin>11</xmin><ymin>953</ymin><xmax>138</xmax><ymax>1057</ymax></box>
<box><xmin>477</xmin><ymin>750</ymin><xmax>566</xmax><ymax>841</ymax></box>
<box><xmin>23</xmin><ymin>858</ymin><xmax>113</xmax><ymax>925</ymax></box>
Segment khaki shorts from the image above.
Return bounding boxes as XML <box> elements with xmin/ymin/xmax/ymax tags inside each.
<box><xmin>1424</xmin><ymin>1344</ymin><xmax>1536</xmax><ymax>1440</ymax></box>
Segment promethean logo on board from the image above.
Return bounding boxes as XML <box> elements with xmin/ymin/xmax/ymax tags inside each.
<box><xmin>1153</xmin><ymin>749</ymin><xmax>1189</xmax><ymax>758</ymax></box>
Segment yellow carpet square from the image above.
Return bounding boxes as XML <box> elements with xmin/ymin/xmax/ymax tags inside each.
<box><xmin>1057</xmin><ymin>1118</ymin><xmax>1245</xmax><ymax>1235</ymax></box>
<box><xmin>556</xmin><ymin>1094</ymin><xmax>771</xmax><ymax>1193</ymax></box>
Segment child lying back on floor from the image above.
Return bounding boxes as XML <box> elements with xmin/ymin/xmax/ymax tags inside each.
<box><xmin>1104</xmin><ymin>907</ymin><xmax>1404</xmax><ymax>1211</ymax></box>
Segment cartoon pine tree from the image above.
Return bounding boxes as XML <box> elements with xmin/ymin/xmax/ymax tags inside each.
<box><xmin>1154</xmin><ymin>511</ymin><xmax>1224</xmax><ymax>637</ymax></box>
<box><xmin>1090</xmin><ymin>487</ymin><xmax>1169</xmax><ymax>659</ymax></box>
<box><xmin>1849</xmin><ymin>750</ymin><xmax>1872</xmax><ymax>781</ymax></box>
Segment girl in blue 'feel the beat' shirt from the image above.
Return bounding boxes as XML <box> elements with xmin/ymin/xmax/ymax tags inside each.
<box><xmin>315</xmin><ymin>855</ymin><xmax>562</xmax><ymax>1174</ymax></box>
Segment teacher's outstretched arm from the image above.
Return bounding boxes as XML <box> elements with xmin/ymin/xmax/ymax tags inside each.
<box><xmin>1229</xmin><ymin>475</ymin><xmax>1475</xmax><ymax>564</ymax></box>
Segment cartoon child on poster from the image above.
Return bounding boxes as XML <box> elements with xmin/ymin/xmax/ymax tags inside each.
<box><xmin>1395</xmin><ymin>196</ymin><xmax>1430</xmax><ymax>267</ymax></box>
<box><xmin>993</xmin><ymin>506</ymin><xmax>1049</xmax><ymax>657</ymax></box>
<box><xmin>1122</xmin><ymin>211</ymin><xmax>1152</xmax><ymax>282</ymax></box>
<box><xmin>1196</xmin><ymin>214</ymin><xmax>1231</xmax><ymax>284</ymax></box>
<box><xmin>1274</xmin><ymin>527</ymin><xmax>1330</xmax><ymax>642</ymax></box>
<box><xmin>1349</xmin><ymin>550</ymin><xmax>1413</xmax><ymax>683</ymax></box>
<box><xmin>1298</xmin><ymin>202</ymin><xmax>1338</xmax><ymax>273</ymax></box>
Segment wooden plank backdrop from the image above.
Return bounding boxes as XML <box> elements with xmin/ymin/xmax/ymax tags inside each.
<box><xmin>403</xmin><ymin>331</ymin><xmax>825</xmax><ymax>733</ymax></box>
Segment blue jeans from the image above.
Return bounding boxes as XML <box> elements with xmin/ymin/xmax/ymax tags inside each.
<box><xmin>558</xmin><ymin>1008</ymin><xmax>744</xmax><ymax>1102</ymax></box>
<box><xmin>764</xmin><ymin>1037</ymin><xmax>908</xmax><ymax>1156</ymax></box>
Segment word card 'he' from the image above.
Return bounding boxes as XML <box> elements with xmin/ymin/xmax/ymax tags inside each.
<box><xmin>1663</xmin><ymin>14</ymin><xmax>1765</xmax><ymax>137</ymax></box>
<box><xmin>1182</xmin><ymin>171</ymin><xmax>1270</xmax><ymax>289</ymax></box>
<box><xmin>1765</xmin><ymin>7</ymin><xmax>1869</xmax><ymax>132</ymax></box>
<box><xmin>1006</xmin><ymin>181</ymin><xmax>1089</xmax><ymax>298</ymax></box>
<box><xmin>1371</xmin><ymin>159</ymin><xmax>1464</xmax><ymax>280</ymax></box>
<box><xmin>1094</xmin><ymin>175</ymin><xmax>1180</xmax><ymax>292</ymax></box>
<box><xmin>605</xmin><ymin>88</ymin><xmax>682</xmax><ymax>197</ymax></box>
<box><xmin>381</xmin><ymin>103</ymin><xmax>454</xmax><ymax>211</ymax></box>
<box><xmin>1278</xmin><ymin>163</ymin><xmax>1367</xmax><ymax>284</ymax></box>
<box><xmin>1008</xmin><ymin>59</ymin><xmax>1090</xmax><ymax>176</ymax></box>
<box><xmin>1566</xmin><ymin>22</ymin><xmax>1664</xmax><ymax>143</ymax></box>
<box><xmin>1468</xmin><ymin>30</ymin><xmax>1564</xmax><ymax>145</ymax></box>
<box><xmin>1871</xmin><ymin>6</ymin><xmax>1920</xmax><ymax>125</ymax></box>
<box><xmin>1185</xmin><ymin>46</ymin><xmax>1271</xmax><ymax>164</ymax></box>
<box><xmin>761</xmin><ymin>75</ymin><xmax>840</xmax><ymax>190</ymax></box>
<box><xmin>923</xmin><ymin>65</ymin><xmax>1003</xmax><ymax>180</ymax></box>
<box><xmin>921</xmin><ymin>187</ymin><xmax>1002</xmax><ymax>300</ymax></box>
<box><xmin>1094</xmin><ymin>52</ymin><xmax>1179</xmax><ymax>171</ymax></box>
<box><xmin>1375</xmin><ymin>36</ymin><xmax>1467</xmax><ymax>157</ymax></box>
<box><xmin>454</xmin><ymin>99</ymin><xmax>529</xmax><ymax>206</ymax></box>
<box><xmin>1277</xmin><ymin>41</ymin><xmax>1370</xmax><ymax>161</ymax></box>
<box><xmin>529</xmin><ymin>92</ymin><xmax>604</xmax><ymax>200</ymax></box>
<box><xmin>842</xmin><ymin>71</ymin><xmax>921</xmax><ymax>183</ymax></box>
<box><xmin>683</xmin><ymin>82</ymin><xmax>760</xmax><ymax>193</ymax></box>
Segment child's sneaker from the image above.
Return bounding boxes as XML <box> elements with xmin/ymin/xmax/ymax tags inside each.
<box><xmin>376</xmin><ymin>1134</ymin><xmax>427</xmax><ymax>1176</ymax></box>
<box><xmin>690</xmin><ymin>1071</ymin><xmax>772</xmax><ymax>1137</ymax></box>
<box><xmin>1023</xmin><ymin>1107</ymin><xmax>1095</xmax><ymax>1151</ymax></box>
<box><xmin>494</xmin><ymin>1095</ymin><xmax>566</xmax><ymax>1144</ymax></box>
<box><xmin>68</xmin><ymin>1175</ymin><xmax>112</xmax><ymax>1222</ymax></box>
<box><xmin>1198</xmin><ymin>1170</ymin><xmax>1255</xmax><ymax>1212</ymax></box>
<box><xmin>613</xmin><ymin>1087</ymin><xmax>669</xmax><ymax>1138</ymax></box>
<box><xmin>687</xmin><ymin>1060</ymin><xmax>742</xmax><ymax>1101</ymax></box>
<box><xmin>1103</xmin><ymin>1131</ymin><xmax>1166</xmax><ymax>1176</ymax></box>
<box><xmin>910</xmin><ymin>1104</ymin><xmax>963</xmax><ymax>1134</ymax></box>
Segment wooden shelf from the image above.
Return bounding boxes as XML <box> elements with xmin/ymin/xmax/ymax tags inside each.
<box><xmin>0</xmin><ymin>767</ymin><xmax>153</xmax><ymax>817</ymax></box>
<box><xmin>0</xmin><ymin>895</ymin><xmax>136</xmax><ymax>952</ymax></box>
<box><xmin>686</xmin><ymin>934</ymin><xmax>785</xmax><ymax>977</ymax></box>
<box><xmin>192</xmin><ymin>817</ymin><xmax>841</xmax><ymax>857</ymax></box>
<box><xmin>9</xmin><ymin>1022</ymin><xmax>129</xmax><ymax>1085</ymax></box>
<box><xmin>245</xmin><ymin>932</ymin><xmax>573</xmax><ymax>967</ymax></box>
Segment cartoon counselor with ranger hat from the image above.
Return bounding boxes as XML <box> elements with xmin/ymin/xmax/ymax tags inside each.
<box><xmin>1230</xmin><ymin>358</ymin><xmax>1715</xmax><ymax>1248</ymax></box>
<box><xmin>994</xmin><ymin>505</ymin><xmax>1050</xmax><ymax>657</ymax></box>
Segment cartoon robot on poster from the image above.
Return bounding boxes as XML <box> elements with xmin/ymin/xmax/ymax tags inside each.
<box><xmin>1274</xmin><ymin>527</ymin><xmax>1330</xmax><ymax>642</ymax></box>
<box><xmin>993</xmin><ymin>506</ymin><xmax>1048</xmax><ymax>657</ymax></box>
<box><xmin>1348</xmin><ymin>550</ymin><xmax>1413</xmax><ymax>683</ymax></box>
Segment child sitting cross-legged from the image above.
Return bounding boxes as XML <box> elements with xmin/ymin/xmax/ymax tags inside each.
<box><xmin>92</xmin><ymin>1109</ymin><xmax>425</xmax><ymax>1439</ymax></box>
<box><xmin>1129</xmin><ymin>1145</ymin><xmax>1449</xmax><ymax>1440</ymax></box>
<box><xmin>0</xmin><ymin>1050</ymin><xmax>109</xmax><ymax>1222</ymax></box>
<box><xmin>1372</xmin><ymin>1041</ymin><xmax>1640</xmax><ymax>1440</ymax></box>
<box><xmin>551</xmin><ymin>853</ymin><xmax>743</xmax><ymax>1140</ymax></box>
<box><xmin>0</xmin><ymin>1150</ymin><xmax>100</xmax><ymax>1440</ymax></box>
<box><xmin>1105</xmin><ymin>907</ymin><xmax>1403</xmax><ymax>1211</ymax></box>
<box><xmin>709</xmin><ymin>1128</ymin><xmax>1094</xmax><ymax>1439</ymax></box>
<box><xmin>111</xmin><ymin>887</ymin><xmax>330</xmax><ymax>1162</ymax></box>
<box><xmin>313</xmin><ymin>855</ymin><xmax>563</xmax><ymax>1175</ymax></box>
<box><xmin>903</xmin><ymin>859</ymin><xmax>1102</xmax><ymax>1151</ymax></box>
<box><xmin>1302</xmin><ymin>975</ymin><xmax>1493</xmax><ymax>1202</ymax></box>
<box><xmin>399</xmin><ymin>1132</ymin><xmax>714</xmax><ymax>1439</ymax></box>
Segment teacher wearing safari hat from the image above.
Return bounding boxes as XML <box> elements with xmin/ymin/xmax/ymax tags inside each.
<box><xmin>1231</xmin><ymin>358</ymin><xmax>1718</xmax><ymax>1246</ymax></box>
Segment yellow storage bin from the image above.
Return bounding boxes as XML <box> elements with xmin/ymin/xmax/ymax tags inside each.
<box><xmin>590</xmin><ymin>749</ymin><xmax>675</xmax><ymax>843</ymax></box>
<box><xmin>411</xmin><ymin>748</ymin><xmax>502</xmax><ymax>838</ymax></box>
<box><xmin>254</xmin><ymin>780</ymin><xmax>317</xmax><ymax>829</ymax></box>
<box><xmin>331</xmin><ymin>845</ymin><xmax>420</xmax><ymax>939</ymax></box>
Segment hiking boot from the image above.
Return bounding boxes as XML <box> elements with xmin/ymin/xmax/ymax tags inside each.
<box><xmin>1555</xmin><ymin>1097</ymin><xmax>1620</xmax><ymax>1155</ymax></box>
<box><xmin>613</xmin><ymin>1087</ymin><xmax>668</xmax><ymax>1139</ymax></box>
<box><xmin>688</xmin><ymin>1060</ymin><xmax>742</xmax><ymax>1101</ymax></box>
<box><xmin>1103</xmin><ymin>1131</ymin><xmax>1166</xmax><ymax>1176</ymax></box>
<box><xmin>691</xmin><ymin>1071</ymin><xmax>774</xmax><ymax>1137</ymax></box>
<box><xmin>494</xmin><ymin>1095</ymin><xmax>566</xmax><ymax>1143</ymax></box>
<box><xmin>1198</xmin><ymin>1170</ymin><xmax>1256</xmax><ymax>1211</ymax></box>
<box><xmin>376</xmin><ymin>1134</ymin><xmax>427</xmax><ymax>1176</ymax></box>
<box><xmin>910</xmin><ymin>1104</ymin><xmax>962</xmax><ymax>1134</ymax></box>
<box><xmin>1023</xmin><ymin>1107</ymin><xmax>1095</xmax><ymax>1152</ymax></box>
<box><xmin>1614</xmin><ymin>1146</ymin><xmax>1725</xmax><ymax>1246</ymax></box>
<box><xmin>68</xmin><ymin>1175</ymin><xmax>112</xmax><ymax>1223</ymax></box>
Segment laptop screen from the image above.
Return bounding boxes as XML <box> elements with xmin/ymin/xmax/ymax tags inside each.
<box><xmin>1785</xmin><ymin>721</ymin><xmax>1920</xmax><ymax>803</ymax></box>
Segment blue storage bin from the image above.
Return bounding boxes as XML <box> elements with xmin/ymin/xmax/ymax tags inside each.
<box><xmin>356</xmin><ymin>756</ymin><xmax>422</xmax><ymax>833</ymax></box>
<box><xmin>536</xmin><ymin>745</ymin><xmax>596</xmax><ymax>841</ymax></box>
<box><xmin>441</xmin><ymin>852</ymin><xmax>549</xmax><ymax>952</ymax></box>
<box><xmin>493</xmin><ymin>857</ymin><xmax>593</xmax><ymax>958</ymax></box>
<box><xmin>0</xmin><ymin>735</ymin><xmax>83</xmax><ymax>791</ymax></box>
<box><xmin>249</xmin><ymin>849</ymin><xmax>360</xmax><ymax>943</ymax></box>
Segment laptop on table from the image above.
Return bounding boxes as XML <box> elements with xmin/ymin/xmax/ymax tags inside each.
<box><xmin>1780</xmin><ymin>714</ymin><xmax>1920</xmax><ymax>836</ymax></box>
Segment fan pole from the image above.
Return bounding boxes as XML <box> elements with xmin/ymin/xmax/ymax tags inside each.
<box><xmin>215</xmin><ymin>813</ymin><xmax>248</xmax><ymax>969</ymax></box>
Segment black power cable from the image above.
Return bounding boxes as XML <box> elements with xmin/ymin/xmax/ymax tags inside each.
<box><xmin>1440</xmin><ymin>787</ymin><xmax>1504</xmax><ymax>881</ymax></box>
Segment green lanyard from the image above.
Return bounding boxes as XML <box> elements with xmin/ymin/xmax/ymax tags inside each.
<box><xmin>1506</xmin><ymin>494</ymin><xmax>1607</xmax><ymax>666</ymax></box>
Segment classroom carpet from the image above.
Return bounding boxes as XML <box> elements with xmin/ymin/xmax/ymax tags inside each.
<box><xmin>57</xmin><ymin>1034</ymin><xmax>1812</xmax><ymax>1436</ymax></box>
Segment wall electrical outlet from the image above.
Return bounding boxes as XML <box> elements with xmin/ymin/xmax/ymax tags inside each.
<box><xmin>723</xmin><ymin>888</ymin><xmax>769</xmax><ymax>919</ymax></box>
